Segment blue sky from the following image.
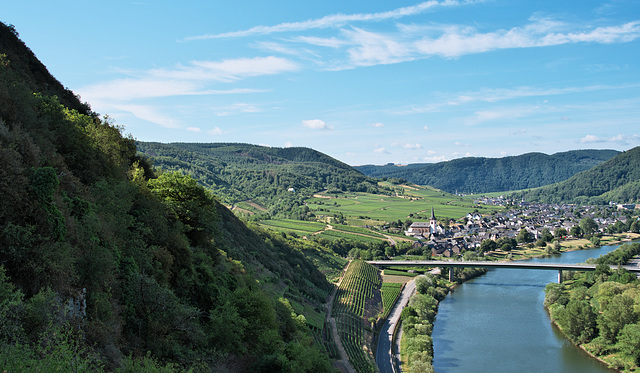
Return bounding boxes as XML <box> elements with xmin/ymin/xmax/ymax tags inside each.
<box><xmin>4</xmin><ymin>0</ymin><xmax>640</xmax><ymax>165</ymax></box>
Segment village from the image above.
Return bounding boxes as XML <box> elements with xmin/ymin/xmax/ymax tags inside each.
<box><xmin>404</xmin><ymin>201</ymin><xmax>640</xmax><ymax>258</ymax></box>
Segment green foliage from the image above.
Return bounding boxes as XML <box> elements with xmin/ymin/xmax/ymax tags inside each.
<box><xmin>0</xmin><ymin>23</ymin><xmax>336</xmax><ymax>372</ymax></box>
<box><xmin>517</xmin><ymin>147</ymin><xmax>640</xmax><ymax>204</ymax></box>
<box><xmin>356</xmin><ymin>150</ymin><xmax>618</xmax><ymax>193</ymax></box>
<box><xmin>137</xmin><ymin>142</ymin><xmax>381</xmax><ymax>217</ymax></box>
<box><xmin>544</xmin><ymin>243</ymin><xmax>640</xmax><ymax>369</ymax></box>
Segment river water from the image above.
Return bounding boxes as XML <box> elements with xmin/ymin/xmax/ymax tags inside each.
<box><xmin>431</xmin><ymin>242</ymin><xmax>634</xmax><ymax>373</ymax></box>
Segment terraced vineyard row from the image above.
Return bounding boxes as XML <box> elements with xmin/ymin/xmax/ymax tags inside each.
<box><xmin>380</xmin><ymin>282</ymin><xmax>403</xmax><ymax>319</ymax></box>
<box><xmin>258</xmin><ymin>218</ymin><xmax>326</xmax><ymax>232</ymax></box>
<box><xmin>332</xmin><ymin>261</ymin><xmax>381</xmax><ymax>373</ymax></box>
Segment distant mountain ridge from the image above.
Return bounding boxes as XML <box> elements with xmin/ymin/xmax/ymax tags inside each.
<box><xmin>515</xmin><ymin>146</ymin><xmax>640</xmax><ymax>204</ymax></box>
<box><xmin>355</xmin><ymin>149</ymin><xmax>620</xmax><ymax>194</ymax></box>
<box><xmin>137</xmin><ymin>142</ymin><xmax>382</xmax><ymax>216</ymax></box>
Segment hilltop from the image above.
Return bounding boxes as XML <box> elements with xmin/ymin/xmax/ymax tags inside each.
<box><xmin>0</xmin><ymin>21</ymin><xmax>338</xmax><ymax>372</ymax></box>
<box><xmin>356</xmin><ymin>150</ymin><xmax>619</xmax><ymax>194</ymax></box>
<box><xmin>515</xmin><ymin>146</ymin><xmax>640</xmax><ymax>204</ymax></box>
<box><xmin>137</xmin><ymin>141</ymin><xmax>383</xmax><ymax>217</ymax></box>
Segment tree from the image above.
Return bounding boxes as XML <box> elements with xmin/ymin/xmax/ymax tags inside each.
<box><xmin>559</xmin><ymin>298</ymin><xmax>597</xmax><ymax>344</ymax></box>
<box><xmin>579</xmin><ymin>218</ymin><xmax>598</xmax><ymax>237</ymax></box>
<box><xmin>618</xmin><ymin>323</ymin><xmax>640</xmax><ymax>365</ymax></box>
<box><xmin>598</xmin><ymin>293</ymin><xmax>636</xmax><ymax>344</ymax></box>
<box><xmin>570</xmin><ymin>225</ymin><xmax>583</xmax><ymax>238</ymax></box>
<box><xmin>631</xmin><ymin>220</ymin><xmax>640</xmax><ymax>234</ymax></box>
<box><xmin>479</xmin><ymin>239</ymin><xmax>497</xmax><ymax>253</ymax></box>
<box><xmin>554</xmin><ymin>228</ymin><xmax>568</xmax><ymax>240</ymax></box>
<box><xmin>516</xmin><ymin>228</ymin><xmax>533</xmax><ymax>244</ymax></box>
<box><xmin>540</xmin><ymin>228</ymin><xmax>554</xmax><ymax>243</ymax></box>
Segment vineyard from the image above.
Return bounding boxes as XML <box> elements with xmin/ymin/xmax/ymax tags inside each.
<box><xmin>331</xmin><ymin>261</ymin><xmax>382</xmax><ymax>373</ymax></box>
<box><xmin>258</xmin><ymin>218</ymin><xmax>326</xmax><ymax>233</ymax></box>
<box><xmin>380</xmin><ymin>282</ymin><xmax>403</xmax><ymax>319</ymax></box>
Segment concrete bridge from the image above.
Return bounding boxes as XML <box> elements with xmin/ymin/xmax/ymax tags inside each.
<box><xmin>367</xmin><ymin>260</ymin><xmax>640</xmax><ymax>283</ymax></box>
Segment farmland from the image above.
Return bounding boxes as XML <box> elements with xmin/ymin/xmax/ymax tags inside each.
<box><xmin>380</xmin><ymin>282</ymin><xmax>403</xmax><ymax>319</ymax></box>
<box><xmin>307</xmin><ymin>183</ymin><xmax>500</xmax><ymax>224</ymax></box>
<box><xmin>257</xmin><ymin>183</ymin><xmax>501</xmax><ymax>244</ymax></box>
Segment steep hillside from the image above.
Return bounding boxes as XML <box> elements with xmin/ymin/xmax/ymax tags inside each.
<box><xmin>0</xmin><ymin>21</ymin><xmax>336</xmax><ymax>372</ymax></box>
<box><xmin>356</xmin><ymin>150</ymin><xmax>619</xmax><ymax>193</ymax></box>
<box><xmin>516</xmin><ymin>147</ymin><xmax>640</xmax><ymax>204</ymax></box>
<box><xmin>137</xmin><ymin>141</ymin><xmax>383</xmax><ymax>217</ymax></box>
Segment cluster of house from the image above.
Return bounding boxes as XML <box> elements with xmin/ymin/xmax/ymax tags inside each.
<box><xmin>405</xmin><ymin>203</ymin><xmax>637</xmax><ymax>257</ymax></box>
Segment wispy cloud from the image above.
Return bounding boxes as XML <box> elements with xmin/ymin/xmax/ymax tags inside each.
<box><xmin>302</xmin><ymin>119</ymin><xmax>333</xmax><ymax>130</ymax></box>
<box><xmin>580</xmin><ymin>134</ymin><xmax>640</xmax><ymax>144</ymax></box>
<box><xmin>374</xmin><ymin>147</ymin><xmax>391</xmax><ymax>154</ymax></box>
<box><xmin>370</xmin><ymin>122</ymin><xmax>385</xmax><ymax>128</ymax></box>
<box><xmin>184</xmin><ymin>0</ymin><xmax>475</xmax><ymax>40</ymax></box>
<box><xmin>392</xmin><ymin>141</ymin><xmax>423</xmax><ymax>149</ymax></box>
<box><xmin>212</xmin><ymin>103</ymin><xmax>262</xmax><ymax>116</ymax></box>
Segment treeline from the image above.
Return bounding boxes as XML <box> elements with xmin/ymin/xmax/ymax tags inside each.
<box><xmin>137</xmin><ymin>142</ymin><xmax>385</xmax><ymax>217</ymax></box>
<box><xmin>515</xmin><ymin>147</ymin><xmax>640</xmax><ymax>204</ymax></box>
<box><xmin>0</xmin><ymin>22</ymin><xmax>336</xmax><ymax>372</ymax></box>
<box><xmin>356</xmin><ymin>150</ymin><xmax>619</xmax><ymax>194</ymax></box>
<box><xmin>400</xmin><ymin>274</ymin><xmax>451</xmax><ymax>373</ymax></box>
<box><xmin>544</xmin><ymin>243</ymin><xmax>640</xmax><ymax>371</ymax></box>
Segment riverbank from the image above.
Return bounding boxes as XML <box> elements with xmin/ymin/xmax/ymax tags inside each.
<box><xmin>486</xmin><ymin>233</ymin><xmax>640</xmax><ymax>262</ymax></box>
<box><xmin>546</xmin><ymin>308</ymin><xmax>617</xmax><ymax>372</ymax></box>
<box><xmin>542</xmin><ymin>240</ymin><xmax>640</xmax><ymax>372</ymax></box>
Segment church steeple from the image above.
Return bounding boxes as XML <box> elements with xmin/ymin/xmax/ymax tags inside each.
<box><xmin>430</xmin><ymin>207</ymin><xmax>436</xmax><ymax>234</ymax></box>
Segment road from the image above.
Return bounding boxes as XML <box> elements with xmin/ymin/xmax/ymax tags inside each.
<box><xmin>376</xmin><ymin>279</ymin><xmax>416</xmax><ymax>373</ymax></box>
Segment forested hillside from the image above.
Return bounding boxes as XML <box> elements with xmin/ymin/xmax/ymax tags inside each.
<box><xmin>0</xmin><ymin>21</ymin><xmax>337</xmax><ymax>372</ymax></box>
<box><xmin>137</xmin><ymin>142</ymin><xmax>383</xmax><ymax>217</ymax></box>
<box><xmin>356</xmin><ymin>150</ymin><xmax>619</xmax><ymax>194</ymax></box>
<box><xmin>515</xmin><ymin>147</ymin><xmax>640</xmax><ymax>204</ymax></box>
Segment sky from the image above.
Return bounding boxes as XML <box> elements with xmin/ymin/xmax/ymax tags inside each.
<box><xmin>4</xmin><ymin>0</ymin><xmax>640</xmax><ymax>165</ymax></box>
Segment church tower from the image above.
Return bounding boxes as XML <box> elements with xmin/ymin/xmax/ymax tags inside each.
<box><xmin>430</xmin><ymin>207</ymin><xmax>436</xmax><ymax>234</ymax></box>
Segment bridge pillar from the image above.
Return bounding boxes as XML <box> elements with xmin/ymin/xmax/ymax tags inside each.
<box><xmin>449</xmin><ymin>267</ymin><xmax>454</xmax><ymax>282</ymax></box>
<box><xmin>558</xmin><ymin>270</ymin><xmax>562</xmax><ymax>284</ymax></box>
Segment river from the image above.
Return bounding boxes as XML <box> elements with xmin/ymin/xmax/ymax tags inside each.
<box><xmin>431</xmin><ymin>242</ymin><xmax>634</xmax><ymax>373</ymax></box>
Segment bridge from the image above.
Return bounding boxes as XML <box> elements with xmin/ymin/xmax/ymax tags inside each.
<box><xmin>367</xmin><ymin>260</ymin><xmax>640</xmax><ymax>283</ymax></box>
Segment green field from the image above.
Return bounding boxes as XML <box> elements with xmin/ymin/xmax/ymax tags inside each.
<box><xmin>258</xmin><ymin>184</ymin><xmax>503</xmax><ymax>244</ymax></box>
<box><xmin>307</xmin><ymin>185</ymin><xmax>500</xmax><ymax>223</ymax></box>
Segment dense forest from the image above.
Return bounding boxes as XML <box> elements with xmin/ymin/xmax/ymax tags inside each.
<box><xmin>0</xmin><ymin>22</ymin><xmax>340</xmax><ymax>372</ymax></box>
<box><xmin>356</xmin><ymin>150</ymin><xmax>619</xmax><ymax>194</ymax></box>
<box><xmin>137</xmin><ymin>142</ymin><xmax>384</xmax><ymax>218</ymax></box>
<box><xmin>514</xmin><ymin>147</ymin><xmax>640</xmax><ymax>204</ymax></box>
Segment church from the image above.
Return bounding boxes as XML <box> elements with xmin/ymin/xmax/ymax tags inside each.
<box><xmin>404</xmin><ymin>208</ymin><xmax>445</xmax><ymax>237</ymax></box>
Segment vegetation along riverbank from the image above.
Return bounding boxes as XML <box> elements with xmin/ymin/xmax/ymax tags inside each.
<box><xmin>545</xmin><ymin>242</ymin><xmax>640</xmax><ymax>372</ymax></box>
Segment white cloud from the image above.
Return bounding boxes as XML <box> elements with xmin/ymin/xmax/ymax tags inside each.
<box><xmin>423</xmin><ymin>126</ymin><xmax>430</xmax><ymax>131</ymax></box>
<box><xmin>370</xmin><ymin>122</ymin><xmax>385</xmax><ymax>128</ymax></box>
<box><xmin>414</xmin><ymin>20</ymin><xmax>640</xmax><ymax>58</ymax></box>
<box><xmin>374</xmin><ymin>147</ymin><xmax>390</xmax><ymax>154</ymax></box>
<box><xmin>184</xmin><ymin>0</ymin><xmax>472</xmax><ymax>40</ymax></box>
<box><xmin>208</xmin><ymin>127</ymin><xmax>224</xmax><ymax>135</ymax></box>
<box><xmin>302</xmin><ymin>119</ymin><xmax>333</xmax><ymax>130</ymax></box>
<box><xmin>111</xmin><ymin>104</ymin><xmax>180</xmax><ymax>128</ymax></box>
<box><xmin>284</xmin><ymin>141</ymin><xmax>294</xmax><ymax>148</ymax></box>
<box><xmin>580</xmin><ymin>134</ymin><xmax>603</xmax><ymax>143</ymax></box>
<box><xmin>344</xmin><ymin>28</ymin><xmax>413</xmax><ymax>66</ymax></box>
<box><xmin>392</xmin><ymin>141</ymin><xmax>423</xmax><ymax>149</ymax></box>
<box><xmin>187</xmin><ymin>127</ymin><xmax>202</xmax><ymax>132</ymax></box>
<box><xmin>213</xmin><ymin>103</ymin><xmax>262</xmax><ymax>116</ymax></box>
<box><xmin>151</xmin><ymin>56</ymin><xmax>299</xmax><ymax>82</ymax></box>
